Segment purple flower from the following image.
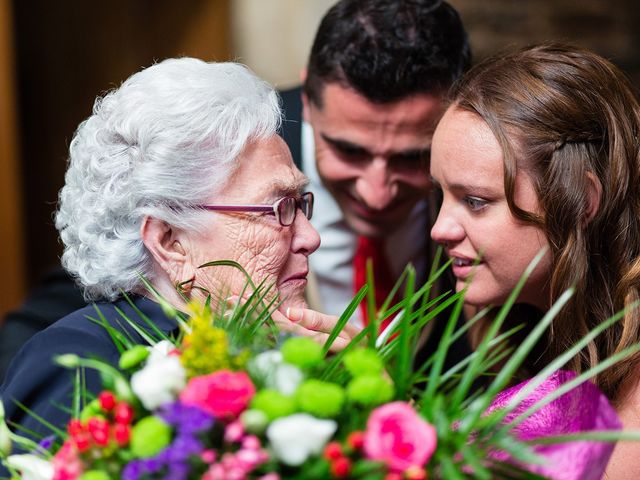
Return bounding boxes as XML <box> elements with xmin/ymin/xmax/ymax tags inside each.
<box><xmin>123</xmin><ymin>430</ymin><xmax>207</xmax><ymax>479</ymax></box>
<box><xmin>158</xmin><ymin>401</ymin><xmax>215</xmax><ymax>434</ymax></box>
<box><xmin>37</xmin><ymin>435</ymin><xmax>56</xmax><ymax>451</ymax></box>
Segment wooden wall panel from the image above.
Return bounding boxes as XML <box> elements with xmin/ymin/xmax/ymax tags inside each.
<box><xmin>11</xmin><ymin>0</ymin><xmax>230</xmax><ymax>302</ymax></box>
<box><xmin>0</xmin><ymin>0</ymin><xmax>25</xmax><ymax>317</ymax></box>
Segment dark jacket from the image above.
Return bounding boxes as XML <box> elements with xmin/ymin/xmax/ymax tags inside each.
<box><xmin>0</xmin><ymin>296</ymin><xmax>177</xmax><ymax>443</ymax></box>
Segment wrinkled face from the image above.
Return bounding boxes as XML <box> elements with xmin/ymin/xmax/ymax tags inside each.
<box><xmin>304</xmin><ymin>83</ymin><xmax>443</xmax><ymax>238</ymax></box>
<box><xmin>430</xmin><ymin>107</ymin><xmax>551</xmax><ymax>309</ymax></box>
<box><xmin>186</xmin><ymin>136</ymin><xmax>320</xmax><ymax>311</ymax></box>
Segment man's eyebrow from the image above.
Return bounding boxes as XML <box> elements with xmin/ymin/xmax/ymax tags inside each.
<box><xmin>322</xmin><ymin>133</ymin><xmax>430</xmax><ymax>159</ymax></box>
<box><xmin>321</xmin><ymin>133</ymin><xmax>369</xmax><ymax>154</ymax></box>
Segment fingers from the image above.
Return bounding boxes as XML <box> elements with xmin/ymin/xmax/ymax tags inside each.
<box><xmin>286</xmin><ymin>308</ymin><xmax>361</xmax><ymax>336</ymax></box>
<box><xmin>272</xmin><ymin>308</ymin><xmax>361</xmax><ymax>352</ymax></box>
<box><xmin>226</xmin><ymin>298</ymin><xmax>361</xmax><ymax>352</ymax></box>
<box><xmin>276</xmin><ymin>321</ymin><xmax>352</xmax><ymax>353</ymax></box>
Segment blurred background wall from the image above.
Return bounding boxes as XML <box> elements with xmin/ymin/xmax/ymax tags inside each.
<box><xmin>1</xmin><ymin>0</ymin><xmax>639</xmax><ymax>317</ymax></box>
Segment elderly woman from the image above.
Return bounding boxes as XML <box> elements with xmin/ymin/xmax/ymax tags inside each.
<box><xmin>0</xmin><ymin>58</ymin><xmax>355</xmax><ymax>439</ymax></box>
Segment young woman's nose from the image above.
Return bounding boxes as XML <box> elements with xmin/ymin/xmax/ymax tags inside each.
<box><xmin>430</xmin><ymin>207</ymin><xmax>465</xmax><ymax>246</ymax></box>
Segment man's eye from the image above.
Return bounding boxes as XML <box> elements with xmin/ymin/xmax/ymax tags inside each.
<box><xmin>464</xmin><ymin>196</ymin><xmax>488</xmax><ymax>212</ymax></box>
<box><xmin>336</xmin><ymin>146</ymin><xmax>367</xmax><ymax>160</ymax></box>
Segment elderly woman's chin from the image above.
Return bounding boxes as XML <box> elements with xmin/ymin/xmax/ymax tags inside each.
<box><xmin>277</xmin><ymin>281</ymin><xmax>309</xmax><ymax>311</ymax></box>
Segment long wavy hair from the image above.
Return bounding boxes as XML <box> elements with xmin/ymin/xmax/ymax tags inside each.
<box><xmin>451</xmin><ymin>43</ymin><xmax>640</xmax><ymax>404</ymax></box>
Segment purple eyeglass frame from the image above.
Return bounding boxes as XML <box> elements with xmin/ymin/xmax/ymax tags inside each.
<box><xmin>196</xmin><ymin>191</ymin><xmax>314</xmax><ymax>226</ymax></box>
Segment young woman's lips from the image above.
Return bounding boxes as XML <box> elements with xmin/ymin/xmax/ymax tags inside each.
<box><xmin>450</xmin><ymin>256</ymin><xmax>482</xmax><ymax>280</ymax></box>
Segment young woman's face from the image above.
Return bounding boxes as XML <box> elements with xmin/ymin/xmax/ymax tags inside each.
<box><xmin>430</xmin><ymin>107</ymin><xmax>552</xmax><ymax>309</ymax></box>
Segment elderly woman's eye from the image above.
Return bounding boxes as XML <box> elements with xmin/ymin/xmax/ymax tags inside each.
<box><xmin>464</xmin><ymin>196</ymin><xmax>488</xmax><ymax>212</ymax></box>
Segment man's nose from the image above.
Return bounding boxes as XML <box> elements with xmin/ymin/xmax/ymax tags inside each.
<box><xmin>355</xmin><ymin>158</ymin><xmax>396</xmax><ymax>210</ymax></box>
<box><xmin>430</xmin><ymin>206</ymin><xmax>465</xmax><ymax>246</ymax></box>
<box><xmin>291</xmin><ymin>212</ymin><xmax>321</xmax><ymax>255</ymax></box>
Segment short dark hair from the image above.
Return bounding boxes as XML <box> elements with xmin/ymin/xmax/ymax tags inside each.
<box><xmin>304</xmin><ymin>0</ymin><xmax>471</xmax><ymax>106</ymax></box>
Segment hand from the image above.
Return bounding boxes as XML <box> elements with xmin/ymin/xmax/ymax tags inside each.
<box><xmin>271</xmin><ymin>307</ymin><xmax>361</xmax><ymax>353</ymax></box>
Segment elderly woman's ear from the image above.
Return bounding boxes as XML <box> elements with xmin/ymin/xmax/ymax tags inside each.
<box><xmin>141</xmin><ymin>216</ymin><xmax>197</xmax><ymax>296</ymax></box>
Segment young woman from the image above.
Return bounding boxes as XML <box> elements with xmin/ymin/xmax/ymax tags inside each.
<box><xmin>429</xmin><ymin>44</ymin><xmax>640</xmax><ymax>478</ymax></box>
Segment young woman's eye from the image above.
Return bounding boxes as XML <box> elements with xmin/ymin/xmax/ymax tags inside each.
<box><xmin>464</xmin><ymin>196</ymin><xmax>488</xmax><ymax>212</ymax></box>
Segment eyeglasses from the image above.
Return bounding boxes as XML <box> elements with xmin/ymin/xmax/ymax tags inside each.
<box><xmin>197</xmin><ymin>192</ymin><xmax>314</xmax><ymax>227</ymax></box>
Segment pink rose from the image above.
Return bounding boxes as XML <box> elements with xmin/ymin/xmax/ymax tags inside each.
<box><xmin>180</xmin><ymin>370</ymin><xmax>256</xmax><ymax>419</ymax></box>
<box><xmin>364</xmin><ymin>401</ymin><xmax>437</xmax><ymax>472</ymax></box>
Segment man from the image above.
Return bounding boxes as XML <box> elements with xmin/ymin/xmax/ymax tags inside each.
<box><xmin>0</xmin><ymin>0</ymin><xmax>470</xmax><ymax>380</ymax></box>
<box><xmin>281</xmin><ymin>0</ymin><xmax>470</xmax><ymax>325</ymax></box>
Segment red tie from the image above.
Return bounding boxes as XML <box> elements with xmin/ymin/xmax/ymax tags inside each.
<box><xmin>353</xmin><ymin>236</ymin><xmax>397</xmax><ymax>331</ymax></box>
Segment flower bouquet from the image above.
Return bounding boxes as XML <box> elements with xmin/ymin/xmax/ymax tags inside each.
<box><xmin>1</xmin><ymin>255</ymin><xmax>639</xmax><ymax>479</ymax></box>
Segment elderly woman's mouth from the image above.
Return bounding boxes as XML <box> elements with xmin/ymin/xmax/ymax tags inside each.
<box><xmin>280</xmin><ymin>271</ymin><xmax>309</xmax><ymax>285</ymax></box>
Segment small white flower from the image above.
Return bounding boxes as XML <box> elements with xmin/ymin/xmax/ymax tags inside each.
<box><xmin>148</xmin><ymin>340</ymin><xmax>175</xmax><ymax>362</ymax></box>
<box><xmin>131</xmin><ymin>341</ymin><xmax>186</xmax><ymax>411</ymax></box>
<box><xmin>250</xmin><ymin>350</ymin><xmax>303</xmax><ymax>395</ymax></box>
<box><xmin>250</xmin><ymin>350</ymin><xmax>283</xmax><ymax>379</ymax></box>
<box><xmin>267</xmin><ymin>413</ymin><xmax>337</xmax><ymax>466</ymax></box>
<box><xmin>5</xmin><ymin>454</ymin><xmax>53</xmax><ymax>480</ymax></box>
<box><xmin>272</xmin><ymin>363</ymin><xmax>303</xmax><ymax>395</ymax></box>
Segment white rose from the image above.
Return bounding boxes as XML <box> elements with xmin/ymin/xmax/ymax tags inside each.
<box><xmin>266</xmin><ymin>414</ymin><xmax>337</xmax><ymax>466</ymax></box>
<box><xmin>148</xmin><ymin>340</ymin><xmax>175</xmax><ymax>362</ymax></box>
<box><xmin>131</xmin><ymin>342</ymin><xmax>186</xmax><ymax>411</ymax></box>
<box><xmin>5</xmin><ymin>454</ymin><xmax>53</xmax><ymax>480</ymax></box>
<box><xmin>250</xmin><ymin>350</ymin><xmax>303</xmax><ymax>395</ymax></box>
<box><xmin>272</xmin><ymin>363</ymin><xmax>303</xmax><ymax>395</ymax></box>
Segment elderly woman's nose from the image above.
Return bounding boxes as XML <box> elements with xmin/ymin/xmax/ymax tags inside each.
<box><xmin>291</xmin><ymin>213</ymin><xmax>321</xmax><ymax>254</ymax></box>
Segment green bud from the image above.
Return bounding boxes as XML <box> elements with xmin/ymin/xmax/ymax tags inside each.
<box><xmin>0</xmin><ymin>409</ymin><xmax>11</xmax><ymax>457</ymax></box>
<box><xmin>0</xmin><ymin>427</ymin><xmax>11</xmax><ymax>457</ymax></box>
<box><xmin>130</xmin><ymin>416</ymin><xmax>172</xmax><ymax>458</ymax></box>
<box><xmin>251</xmin><ymin>390</ymin><xmax>296</xmax><ymax>421</ymax></box>
<box><xmin>240</xmin><ymin>409</ymin><xmax>269</xmax><ymax>434</ymax></box>
<box><xmin>55</xmin><ymin>354</ymin><xmax>81</xmax><ymax>368</ymax></box>
<box><xmin>346</xmin><ymin>375</ymin><xmax>394</xmax><ymax>407</ymax></box>
<box><xmin>113</xmin><ymin>376</ymin><xmax>136</xmax><ymax>405</ymax></box>
<box><xmin>79</xmin><ymin>471</ymin><xmax>111</xmax><ymax>480</ymax></box>
<box><xmin>343</xmin><ymin>348</ymin><xmax>384</xmax><ymax>377</ymax></box>
<box><xmin>281</xmin><ymin>337</ymin><xmax>323</xmax><ymax>369</ymax></box>
<box><xmin>118</xmin><ymin>346</ymin><xmax>150</xmax><ymax>370</ymax></box>
<box><xmin>80</xmin><ymin>399</ymin><xmax>103</xmax><ymax>423</ymax></box>
<box><xmin>296</xmin><ymin>380</ymin><xmax>345</xmax><ymax>418</ymax></box>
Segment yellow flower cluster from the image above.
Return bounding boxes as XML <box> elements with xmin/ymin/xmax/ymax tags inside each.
<box><xmin>180</xmin><ymin>301</ymin><xmax>250</xmax><ymax>378</ymax></box>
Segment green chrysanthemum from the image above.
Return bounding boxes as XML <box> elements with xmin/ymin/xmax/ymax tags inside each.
<box><xmin>281</xmin><ymin>337</ymin><xmax>323</xmax><ymax>369</ymax></box>
<box><xmin>130</xmin><ymin>416</ymin><xmax>172</xmax><ymax>458</ymax></box>
<box><xmin>295</xmin><ymin>379</ymin><xmax>345</xmax><ymax>418</ymax></box>
<box><xmin>343</xmin><ymin>348</ymin><xmax>384</xmax><ymax>377</ymax></box>
<box><xmin>251</xmin><ymin>389</ymin><xmax>296</xmax><ymax>421</ymax></box>
<box><xmin>346</xmin><ymin>374</ymin><xmax>394</xmax><ymax>406</ymax></box>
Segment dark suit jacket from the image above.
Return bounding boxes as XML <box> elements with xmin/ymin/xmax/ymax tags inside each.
<box><xmin>279</xmin><ymin>86</ymin><xmax>303</xmax><ymax>169</ymax></box>
<box><xmin>0</xmin><ymin>296</ymin><xmax>177</xmax><ymax>447</ymax></box>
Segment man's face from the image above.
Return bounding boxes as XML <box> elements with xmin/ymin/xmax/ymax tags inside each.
<box><xmin>303</xmin><ymin>82</ymin><xmax>444</xmax><ymax>238</ymax></box>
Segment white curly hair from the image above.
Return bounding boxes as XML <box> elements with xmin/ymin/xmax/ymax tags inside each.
<box><xmin>55</xmin><ymin>58</ymin><xmax>282</xmax><ymax>301</ymax></box>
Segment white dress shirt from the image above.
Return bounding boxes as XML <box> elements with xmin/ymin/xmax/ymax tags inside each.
<box><xmin>301</xmin><ymin>122</ymin><xmax>429</xmax><ymax>326</ymax></box>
